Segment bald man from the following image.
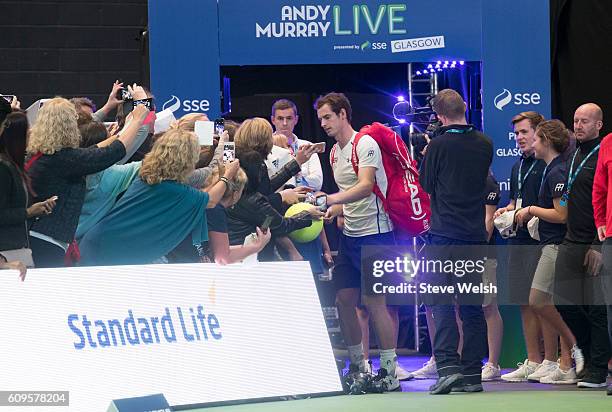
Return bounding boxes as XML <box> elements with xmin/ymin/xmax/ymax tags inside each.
<box><xmin>555</xmin><ymin>103</ymin><xmax>609</xmax><ymax>388</ymax></box>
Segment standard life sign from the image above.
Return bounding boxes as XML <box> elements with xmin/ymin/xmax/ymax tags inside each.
<box><xmin>0</xmin><ymin>262</ymin><xmax>341</xmax><ymax>410</ymax></box>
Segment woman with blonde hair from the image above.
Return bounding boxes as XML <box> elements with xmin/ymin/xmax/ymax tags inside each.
<box><xmin>78</xmin><ymin>128</ymin><xmax>240</xmax><ymax>266</ymax></box>
<box><xmin>26</xmin><ymin>94</ymin><xmax>150</xmax><ymax>267</ymax></box>
<box><xmin>168</xmin><ymin>164</ymin><xmax>271</xmax><ymax>264</ymax></box>
<box><xmin>234</xmin><ymin>117</ymin><xmax>317</xmax><ymax>208</ymax></box>
<box><xmin>170</xmin><ymin>112</ymin><xmax>208</xmax><ymax>131</ymax></box>
<box><xmin>169</xmin><ymin>112</ymin><xmax>227</xmax><ymax>188</ymax></box>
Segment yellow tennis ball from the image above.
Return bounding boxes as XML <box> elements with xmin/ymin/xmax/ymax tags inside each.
<box><xmin>284</xmin><ymin>202</ymin><xmax>323</xmax><ymax>243</ymax></box>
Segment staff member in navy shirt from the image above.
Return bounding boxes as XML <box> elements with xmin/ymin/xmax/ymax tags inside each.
<box><xmin>497</xmin><ymin>112</ymin><xmax>549</xmax><ymax>383</ymax></box>
<box><xmin>419</xmin><ymin>89</ymin><xmax>492</xmax><ymax>394</ymax></box>
<box><xmin>515</xmin><ymin>119</ymin><xmax>584</xmax><ymax>384</ymax></box>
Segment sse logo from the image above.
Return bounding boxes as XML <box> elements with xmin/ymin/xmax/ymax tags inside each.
<box><xmin>162</xmin><ymin>95</ymin><xmax>210</xmax><ymax>113</ymax></box>
<box><xmin>494</xmin><ymin>89</ymin><xmax>541</xmax><ymax>111</ymax></box>
<box><xmin>360</xmin><ymin>41</ymin><xmax>387</xmax><ymax>51</ymax></box>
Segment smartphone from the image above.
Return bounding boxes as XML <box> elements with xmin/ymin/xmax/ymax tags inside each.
<box><xmin>119</xmin><ymin>88</ymin><xmax>132</xmax><ymax>101</ymax></box>
<box><xmin>132</xmin><ymin>98</ymin><xmax>152</xmax><ymax>109</ymax></box>
<box><xmin>1</xmin><ymin>95</ymin><xmax>15</xmax><ymax>103</ymax></box>
<box><xmin>214</xmin><ymin>118</ymin><xmax>225</xmax><ymax>135</ymax></box>
<box><xmin>260</xmin><ymin>215</ymin><xmax>273</xmax><ymax>232</ymax></box>
<box><xmin>194</xmin><ymin>120</ymin><xmax>215</xmax><ymax>145</ymax></box>
<box><xmin>315</xmin><ymin>194</ymin><xmax>327</xmax><ymax>211</ymax></box>
<box><xmin>223</xmin><ymin>141</ymin><xmax>235</xmax><ymax>163</ymax></box>
<box><xmin>312</xmin><ymin>142</ymin><xmax>326</xmax><ymax>153</ymax></box>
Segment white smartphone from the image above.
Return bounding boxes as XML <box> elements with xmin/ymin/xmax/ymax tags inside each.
<box><xmin>194</xmin><ymin>120</ymin><xmax>215</xmax><ymax>146</ymax></box>
<box><xmin>223</xmin><ymin>142</ymin><xmax>235</xmax><ymax>163</ymax></box>
<box><xmin>312</xmin><ymin>142</ymin><xmax>326</xmax><ymax>153</ymax></box>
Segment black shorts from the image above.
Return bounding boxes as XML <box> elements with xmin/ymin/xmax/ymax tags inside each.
<box><xmin>333</xmin><ymin>231</ymin><xmax>395</xmax><ymax>291</ymax></box>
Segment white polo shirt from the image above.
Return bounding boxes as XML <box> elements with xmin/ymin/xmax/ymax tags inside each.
<box><xmin>265</xmin><ymin>136</ymin><xmax>323</xmax><ymax>191</ymax></box>
<box><xmin>331</xmin><ymin>132</ymin><xmax>392</xmax><ymax>237</ymax></box>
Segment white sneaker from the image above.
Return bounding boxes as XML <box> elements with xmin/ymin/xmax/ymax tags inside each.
<box><xmin>571</xmin><ymin>345</ymin><xmax>585</xmax><ymax>375</ymax></box>
<box><xmin>481</xmin><ymin>362</ymin><xmax>501</xmax><ymax>381</ymax></box>
<box><xmin>539</xmin><ymin>367</ymin><xmax>578</xmax><ymax>384</ymax></box>
<box><xmin>527</xmin><ymin>359</ymin><xmax>559</xmax><ymax>382</ymax></box>
<box><xmin>408</xmin><ymin>357</ymin><xmax>438</xmax><ymax>380</ymax></box>
<box><xmin>395</xmin><ymin>364</ymin><xmax>411</xmax><ymax>381</ymax></box>
<box><xmin>501</xmin><ymin>359</ymin><xmax>540</xmax><ymax>382</ymax></box>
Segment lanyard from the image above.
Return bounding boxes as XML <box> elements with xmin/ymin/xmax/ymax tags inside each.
<box><xmin>517</xmin><ymin>158</ymin><xmax>537</xmax><ymax>197</ymax></box>
<box><xmin>540</xmin><ymin>164</ymin><xmax>549</xmax><ymax>191</ymax></box>
<box><xmin>566</xmin><ymin>144</ymin><xmax>600</xmax><ymax>194</ymax></box>
<box><xmin>446</xmin><ymin>127</ymin><xmax>474</xmax><ymax>134</ymax></box>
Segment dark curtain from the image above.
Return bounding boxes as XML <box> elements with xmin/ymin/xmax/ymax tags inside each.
<box><xmin>551</xmin><ymin>0</ymin><xmax>612</xmax><ymax>134</ymax></box>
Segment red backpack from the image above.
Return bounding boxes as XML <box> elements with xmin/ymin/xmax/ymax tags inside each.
<box><xmin>330</xmin><ymin>122</ymin><xmax>431</xmax><ymax>237</ymax></box>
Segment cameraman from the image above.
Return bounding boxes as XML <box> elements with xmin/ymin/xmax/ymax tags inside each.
<box><xmin>419</xmin><ymin>89</ymin><xmax>493</xmax><ymax>394</ymax></box>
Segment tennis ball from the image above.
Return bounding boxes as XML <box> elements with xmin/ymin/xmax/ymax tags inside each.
<box><xmin>284</xmin><ymin>202</ymin><xmax>323</xmax><ymax>243</ymax></box>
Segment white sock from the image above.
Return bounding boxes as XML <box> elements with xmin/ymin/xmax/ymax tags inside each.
<box><xmin>347</xmin><ymin>343</ymin><xmax>366</xmax><ymax>371</ymax></box>
<box><xmin>380</xmin><ymin>349</ymin><xmax>398</xmax><ymax>376</ymax></box>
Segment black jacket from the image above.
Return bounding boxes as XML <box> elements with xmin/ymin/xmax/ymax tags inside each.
<box><xmin>565</xmin><ymin>136</ymin><xmax>602</xmax><ymax>244</ymax></box>
<box><xmin>226</xmin><ymin>191</ymin><xmax>312</xmax><ymax>246</ymax></box>
<box><xmin>0</xmin><ymin>157</ymin><xmax>29</xmax><ymax>250</ymax></box>
<box><xmin>28</xmin><ymin>141</ymin><xmax>126</xmax><ymax>243</ymax></box>
<box><xmin>420</xmin><ymin>124</ymin><xmax>493</xmax><ymax>242</ymax></box>
<box><xmin>260</xmin><ymin>159</ymin><xmax>302</xmax><ymax>211</ymax></box>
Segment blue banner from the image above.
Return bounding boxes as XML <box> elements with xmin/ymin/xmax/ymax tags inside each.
<box><xmin>481</xmin><ymin>0</ymin><xmax>551</xmax><ymax>198</ymax></box>
<box><xmin>148</xmin><ymin>0</ymin><xmax>220</xmax><ymax>119</ymax></box>
<box><xmin>219</xmin><ymin>0</ymin><xmax>482</xmax><ymax>65</ymax></box>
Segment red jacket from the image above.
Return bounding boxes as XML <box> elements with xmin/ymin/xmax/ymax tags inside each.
<box><xmin>592</xmin><ymin>133</ymin><xmax>612</xmax><ymax>237</ymax></box>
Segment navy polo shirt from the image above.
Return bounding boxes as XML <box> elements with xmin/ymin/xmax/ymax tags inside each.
<box><xmin>207</xmin><ymin>204</ymin><xmax>228</xmax><ymax>233</ymax></box>
<box><xmin>509</xmin><ymin>154</ymin><xmax>547</xmax><ymax>239</ymax></box>
<box><xmin>537</xmin><ymin>155</ymin><xmax>567</xmax><ymax>245</ymax></box>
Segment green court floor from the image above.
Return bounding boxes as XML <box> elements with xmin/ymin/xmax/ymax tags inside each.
<box><xmin>188</xmin><ymin>391</ymin><xmax>610</xmax><ymax>412</ymax></box>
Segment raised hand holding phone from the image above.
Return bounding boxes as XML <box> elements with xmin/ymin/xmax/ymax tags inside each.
<box><xmin>127</xmin><ymin>83</ymin><xmax>147</xmax><ymax>101</ymax></box>
<box><xmin>223</xmin><ymin>159</ymin><xmax>240</xmax><ymax>179</ymax></box>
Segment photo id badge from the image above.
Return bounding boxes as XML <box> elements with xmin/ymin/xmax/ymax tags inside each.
<box><xmin>516</xmin><ymin>198</ymin><xmax>522</xmax><ymax>210</ymax></box>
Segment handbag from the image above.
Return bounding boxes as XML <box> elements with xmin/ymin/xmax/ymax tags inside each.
<box><xmin>0</xmin><ymin>248</ymin><xmax>35</xmax><ymax>267</ymax></box>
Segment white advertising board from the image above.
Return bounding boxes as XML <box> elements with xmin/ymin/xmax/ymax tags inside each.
<box><xmin>0</xmin><ymin>262</ymin><xmax>342</xmax><ymax>410</ymax></box>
